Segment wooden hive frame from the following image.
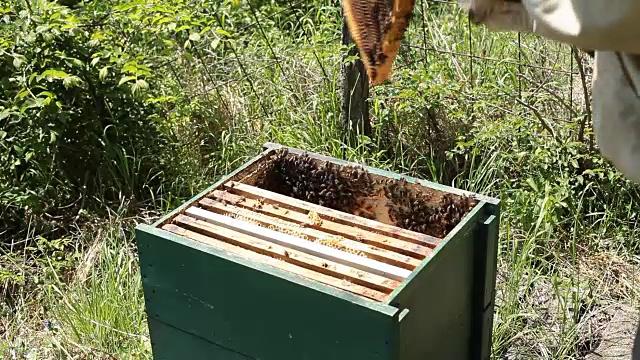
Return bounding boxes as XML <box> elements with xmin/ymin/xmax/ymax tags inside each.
<box><xmin>136</xmin><ymin>142</ymin><xmax>501</xmax><ymax>360</ymax></box>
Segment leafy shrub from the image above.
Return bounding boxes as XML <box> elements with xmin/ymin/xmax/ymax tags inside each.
<box><xmin>0</xmin><ymin>1</ymin><xmax>176</xmax><ymax>239</ymax></box>
<box><xmin>449</xmin><ymin>115</ymin><xmax>640</xmax><ymax>244</ymax></box>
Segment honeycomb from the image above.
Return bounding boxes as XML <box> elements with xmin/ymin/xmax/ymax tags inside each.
<box><xmin>342</xmin><ymin>0</ymin><xmax>416</xmax><ymax>85</ymax></box>
<box><xmin>316</xmin><ymin>235</ymin><xmax>367</xmax><ymax>257</ymax></box>
<box><xmin>229</xmin><ymin>213</ymin><xmax>367</xmax><ymax>257</ymax></box>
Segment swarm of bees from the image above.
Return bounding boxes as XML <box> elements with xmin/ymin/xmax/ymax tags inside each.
<box><xmin>264</xmin><ymin>153</ymin><xmax>374</xmax><ymax>214</ymax></box>
<box><xmin>383</xmin><ymin>178</ymin><xmax>477</xmax><ymax>237</ymax></box>
<box><xmin>255</xmin><ymin>151</ymin><xmax>477</xmax><ymax>238</ymax></box>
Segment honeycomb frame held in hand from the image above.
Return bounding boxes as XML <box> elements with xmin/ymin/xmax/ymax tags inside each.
<box><xmin>342</xmin><ymin>0</ymin><xmax>416</xmax><ymax>86</ymax></box>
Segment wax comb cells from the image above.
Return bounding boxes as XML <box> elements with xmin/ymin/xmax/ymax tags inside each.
<box><xmin>342</xmin><ymin>0</ymin><xmax>416</xmax><ymax>86</ymax></box>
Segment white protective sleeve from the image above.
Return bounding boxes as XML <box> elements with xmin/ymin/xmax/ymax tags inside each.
<box><xmin>523</xmin><ymin>0</ymin><xmax>640</xmax><ymax>53</ymax></box>
<box><xmin>461</xmin><ymin>0</ymin><xmax>640</xmax><ymax>183</ymax></box>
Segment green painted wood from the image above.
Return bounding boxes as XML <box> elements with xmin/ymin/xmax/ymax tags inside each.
<box><xmin>475</xmin><ymin>210</ymin><xmax>501</xmax><ymax>360</ymax></box>
<box><xmin>137</xmin><ymin>225</ymin><xmax>398</xmax><ymax>314</ymax></box>
<box><xmin>136</xmin><ymin>226</ymin><xmax>403</xmax><ymax>360</ymax></box>
<box><xmin>136</xmin><ymin>143</ymin><xmax>501</xmax><ymax>360</ymax></box>
<box><xmin>146</xmin><ymin>318</ymin><xmax>253</xmax><ymax>360</ymax></box>
<box><xmin>478</xmin><ymin>302</ymin><xmax>496</xmax><ymax>360</ymax></box>
<box><xmin>390</xmin><ymin>204</ymin><xmax>485</xmax><ymax>360</ymax></box>
<box><xmin>262</xmin><ymin>143</ymin><xmax>502</xmax><ymax>360</ymax></box>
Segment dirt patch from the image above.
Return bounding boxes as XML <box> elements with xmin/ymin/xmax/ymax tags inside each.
<box><xmin>581</xmin><ymin>252</ymin><xmax>640</xmax><ymax>301</ymax></box>
<box><xmin>585</xmin><ymin>305</ymin><xmax>639</xmax><ymax>360</ymax></box>
<box><xmin>494</xmin><ymin>250</ymin><xmax>640</xmax><ymax>359</ymax></box>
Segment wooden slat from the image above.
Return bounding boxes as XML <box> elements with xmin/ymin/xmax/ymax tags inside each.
<box><xmin>161</xmin><ymin>223</ymin><xmax>388</xmax><ymax>302</ymax></box>
<box><xmin>184</xmin><ymin>207</ymin><xmax>411</xmax><ymax>281</ymax></box>
<box><xmin>206</xmin><ymin>192</ymin><xmax>432</xmax><ymax>259</ymax></box>
<box><xmin>170</xmin><ymin>215</ymin><xmax>400</xmax><ymax>293</ymax></box>
<box><xmin>224</xmin><ymin>181</ymin><xmax>442</xmax><ymax>247</ymax></box>
<box><xmin>198</xmin><ymin>199</ymin><xmax>422</xmax><ymax>270</ymax></box>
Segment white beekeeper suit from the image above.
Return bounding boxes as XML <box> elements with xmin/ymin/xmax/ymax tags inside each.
<box><xmin>461</xmin><ymin>0</ymin><xmax>640</xmax><ymax>184</ymax></box>
<box><xmin>460</xmin><ymin>0</ymin><xmax>640</xmax><ymax>357</ymax></box>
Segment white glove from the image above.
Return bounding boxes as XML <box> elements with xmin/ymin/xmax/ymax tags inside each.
<box><xmin>459</xmin><ymin>0</ymin><xmax>640</xmax><ymax>183</ymax></box>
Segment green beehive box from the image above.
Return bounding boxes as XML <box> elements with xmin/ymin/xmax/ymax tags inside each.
<box><xmin>135</xmin><ymin>142</ymin><xmax>500</xmax><ymax>360</ymax></box>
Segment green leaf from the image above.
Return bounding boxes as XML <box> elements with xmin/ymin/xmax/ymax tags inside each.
<box><xmin>39</xmin><ymin>69</ymin><xmax>69</xmax><ymax>82</ymax></box>
<box><xmin>215</xmin><ymin>29</ymin><xmax>232</xmax><ymax>37</ymax></box>
<box><xmin>67</xmin><ymin>57</ymin><xmax>84</xmax><ymax>67</ymax></box>
<box><xmin>526</xmin><ymin>178</ymin><xmax>538</xmax><ymax>192</ymax></box>
<box><xmin>118</xmin><ymin>76</ymin><xmax>136</xmax><ymax>86</ymax></box>
<box><xmin>38</xmin><ymin>91</ymin><xmax>56</xmax><ymax>99</ymax></box>
<box><xmin>91</xmin><ymin>57</ymin><xmax>100</xmax><ymax>67</ymax></box>
<box><xmin>153</xmin><ymin>16</ymin><xmax>173</xmax><ymax>25</ymax></box>
<box><xmin>28</xmin><ymin>72</ymin><xmax>38</xmax><ymax>85</ymax></box>
<box><xmin>63</xmin><ymin>75</ymin><xmax>82</xmax><ymax>89</ymax></box>
<box><xmin>0</xmin><ymin>110</ymin><xmax>12</xmax><ymax>121</ymax></box>
<box><xmin>12</xmin><ymin>56</ymin><xmax>24</xmax><ymax>69</ymax></box>
<box><xmin>21</xmin><ymin>97</ymin><xmax>46</xmax><ymax>112</ymax></box>
<box><xmin>570</xmin><ymin>159</ymin><xmax>579</xmax><ymax>168</ymax></box>
<box><xmin>189</xmin><ymin>32</ymin><xmax>201</xmax><ymax>42</ymax></box>
<box><xmin>91</xmin><ymin>31</ymin><xmax>105</xmax><ymax>41</ymax></box>
<box><xmin>15</xmin><ymin>89</ymin><xmax>30</xmax><ymax>100</ymax></box>
<box><xmin>121</xmin><ymin>62</ymin><xmax>138</xmax><ymax>74</ymax></box>
<box><xmin>131</xmin><ymin>79</ymin><xmax>149</xmax><ymax>95</ymax></box>
<box><xmin>43</xmin><ymin>32</ymin><xmax>54</xmax><ymax>43</ymax></box>
<box><xmin>211</xmin><ymin>38</ymin><xmax>220</xmax><ymax>50</ymax></box>
<box><xmin>99</xmin><ymin>67</ymin><xmax>109</xmax><ymax>80</ymax></box>
<box><xmin>145</xmin><ymin>95</ymin><xmax>176</xmax><ymax>105</ymax></box>
<box><xmin>136</xmin><ymin>79</ymin><xmax>149</xmax><ymax>90</ymax></box>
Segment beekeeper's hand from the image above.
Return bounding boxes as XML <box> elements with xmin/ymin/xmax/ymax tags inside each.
<box><xmin>459</xmin><ymin>0</ymin><xmax>640</xmax><ymax>183</ymax></box>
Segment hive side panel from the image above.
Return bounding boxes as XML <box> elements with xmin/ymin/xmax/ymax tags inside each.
<box><xmin>390</xmin><ymin>208</ymin><xmax>484</xmax><ymax>360</ymax></box>
<box><xmin>136</xmin><ymin>226</ymin><xmax>401</xmax><ymax>360</ymax></box>
<box><xmin>146</xmin><ymin>318</ymin><xmax>253</xmax><ymax>360</ymax></box>
<box><xmin>471</xmin><ymin>202</ymin><xmax>501</xmax><ymax>360</ymax></box>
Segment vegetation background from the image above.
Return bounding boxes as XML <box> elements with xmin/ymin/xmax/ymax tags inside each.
<box><xmin>1</xmin><ymin>0</ymin><xmax>639</xmax><ymax>358</ymax></box>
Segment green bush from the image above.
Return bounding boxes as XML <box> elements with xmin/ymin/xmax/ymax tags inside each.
<box><xmin>449</xmin><ymin>115</ymin><xmax>640</xmax><ymax>245</ymax></box>
<box><xmin>0</xmin><ymin>1</ymin><xmax>176</xmax><ymax>239</ymax></box>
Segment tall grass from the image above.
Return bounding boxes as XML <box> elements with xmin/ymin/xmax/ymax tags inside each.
<box><xmin>2</xmin><ymin>0</ymin><xmax>639</xmax><ymax>359</ymax></box>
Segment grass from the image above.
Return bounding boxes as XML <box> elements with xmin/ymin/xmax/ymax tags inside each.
<box><xmin>2</xmin><ymin>216</ymin><xmax>151</xmax><ymax>359</ymax></box>
<box><xmin>2</xmin><ymin>0</ymin><xmax>640</xmax><ymax>359</ymax></box>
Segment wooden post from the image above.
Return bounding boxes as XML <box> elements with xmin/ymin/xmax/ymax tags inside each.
<box><xmin>341</xmin><ymin>14</ymin><xmax>371</xmax><ymax>145</ymax></box>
